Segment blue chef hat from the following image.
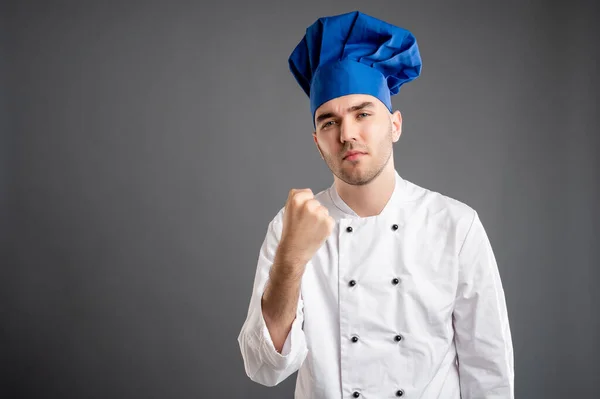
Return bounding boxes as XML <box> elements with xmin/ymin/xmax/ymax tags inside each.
<box><xmin>288</xmin><ymin>10</ymin><xmax>422</xmax><ymax>125</ymax></box>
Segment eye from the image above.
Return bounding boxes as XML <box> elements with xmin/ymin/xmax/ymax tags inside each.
<box><xmin>357</xmin><ymin>112</ymin><xmax>370</xmax><ymax>118</ymax></box>
<box><xmin>322</xmin><ymin>120</ymin><xmax>336</xmax><ymax>129</ymax></box>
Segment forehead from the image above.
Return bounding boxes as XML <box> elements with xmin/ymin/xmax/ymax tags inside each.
<box><xmin>315</xmin><ymin>94</ymin><xmax>385</xmax><ymax>116</ymax></box>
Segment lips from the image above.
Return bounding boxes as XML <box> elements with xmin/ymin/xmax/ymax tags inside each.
<box><xmin>343</xmin><ymin>151</ymin><xmax>367</xmax><ymax>160</ymax></box>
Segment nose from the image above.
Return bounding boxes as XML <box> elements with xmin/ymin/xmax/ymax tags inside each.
<box><xmin>339</xmin><ymin>118</ymin><xmax>359</xmax><ymax>143</ymax></box>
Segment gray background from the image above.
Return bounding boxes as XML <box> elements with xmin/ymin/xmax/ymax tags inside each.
<box><xmin>1</xmin><ymin>0</ymin><xmax>598</xmax><ymax>398</ymax></box>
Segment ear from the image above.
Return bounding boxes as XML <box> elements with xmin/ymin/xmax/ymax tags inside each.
<box><xmin>313</xmin><ymin>132</ymin><xmax>324</xmax><ymax>159</ymax></box>
<box><xmin>390</xmin><ymin>110</ymin><xmax>402</xmax><ymax>142</ymax></box>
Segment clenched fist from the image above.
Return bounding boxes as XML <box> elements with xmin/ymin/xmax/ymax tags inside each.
<box><xmin>279</xmin><ymin>188</ymin><xmax>336</xmax><ymax>265</ymax></box>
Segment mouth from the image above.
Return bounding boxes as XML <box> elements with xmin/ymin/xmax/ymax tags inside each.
<box><xmin>343</xmin><ymin>151</ymin><xmax>367</xmax><ymax>161</ymax></box>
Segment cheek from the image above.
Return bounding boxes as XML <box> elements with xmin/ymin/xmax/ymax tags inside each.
<box><xmin>362</xmin><ymin>120</ymin><xmax>387</xmax><ymax>141</ymax></box>
<box><xmin>319</xmin><ymin>137</ymin><xmax>341</xmax><ymax>155</ymax></box>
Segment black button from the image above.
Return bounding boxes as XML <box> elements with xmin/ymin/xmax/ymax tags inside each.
<box><xmin>346</xmin><ymin>226</ymin><xmax>353</xmax><ymax>232</ymax></box>
<box><xmin>392</xmin><ymin>278</ymin><xmax>399</xmax><ymax>285</ymax></box>
<box><xmin>396</xmin><ymin>389</ymin><xmax>404</xmax><ymax>396</ymax></box>
<box><xmin>351</xmin><ymin>336</ymin><xmax>359</xmax><ymax>343</ymax></box>
<box><xmin>349</xmin><ymin>280</ymin><xmax>356</xmax><ymax>287</ymax></box>
<box><xmin>395</xmin><ymin>334</ymin><xmax>403</xmax><ymax>342</ymax></box>
<box><xmin>392</xmin><ymin>224</ymin><xmax>399</xmax><ymax>230</ymax></box>
<box><xmin>353</xmin><ymin>392</ymin><xmax>360</xmax><ymax>398</ymax></box>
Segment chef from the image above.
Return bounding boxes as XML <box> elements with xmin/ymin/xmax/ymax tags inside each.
<box><xmin>237</xmin><ymin>10</ymin><xmax>514</xmax><ymax>399</ymax></box>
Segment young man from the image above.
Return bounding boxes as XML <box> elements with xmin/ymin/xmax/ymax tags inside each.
<box><xmin>238</xmin><ymin>10</ymin><xmax>514</xmax><ymax>399</ymax></box>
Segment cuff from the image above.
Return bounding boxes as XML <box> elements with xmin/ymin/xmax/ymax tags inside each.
<box><xmin>257</xmin><ymin>298</ymin><xmax>306</xmax><ymax>369</ymax></box>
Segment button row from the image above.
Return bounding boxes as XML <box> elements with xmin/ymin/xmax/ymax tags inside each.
<box><xmin>345</xmin><ymin>224</ymin><xmax>400</xmax><ymax>233</ymax></box>
<box><xmin>348</xmin><ymin>278</ymin><xmax>401</xmax><ymax>286</ymax></box>
<box><xmin>350</xmin><ymin>334</ymin><xmax>403</xmax><ymax>343</ymax></box>
<box><xmin>352</xmin><ymin>390</ymin><xmax>404</xmax><ymax>397</ymax></box>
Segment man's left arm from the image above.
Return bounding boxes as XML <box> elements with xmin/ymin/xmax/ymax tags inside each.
<box><xmin>453</xmin><ymin>210</ymin><xmax>515</xmax><ymax>399</ymax></box>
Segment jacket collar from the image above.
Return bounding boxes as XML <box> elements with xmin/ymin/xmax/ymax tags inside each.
<box><xmin>328</xmin><ymin>170</ymin><xmax>407</xmax><ymax>219</ymax></box>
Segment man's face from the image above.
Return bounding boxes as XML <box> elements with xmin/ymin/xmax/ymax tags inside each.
<box><xmin>312</xmin><ymin>94</ymin><xmax>402</xmax><ymax>186</ymax></box>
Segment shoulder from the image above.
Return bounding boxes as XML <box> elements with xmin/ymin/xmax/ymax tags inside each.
<box><xmin>402</xmin><ymin>178</ymin><xmax>478</xmax><ymax>235</ymax></box>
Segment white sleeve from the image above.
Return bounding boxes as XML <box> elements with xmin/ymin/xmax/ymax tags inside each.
<box><xmin>453</xmin><ymin>210</ymin><xmax>515</xmax><ymax>398</ymax></box>
<box><xmin>237</xmin><ymin>215</ymin><xmax>309</xmax><ymax>387</ymax></box>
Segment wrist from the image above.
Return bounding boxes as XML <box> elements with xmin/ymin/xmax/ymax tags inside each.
<box><xmin>276</xmin><ymin>239</ymin><xmax>311</xmax><ymax>268</ymax></box>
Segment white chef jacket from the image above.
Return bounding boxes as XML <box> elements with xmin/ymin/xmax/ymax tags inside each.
<box><xmin>238</xmin><ymin>170</ymin><xmax>514</xmax><ymax>399</ymax></box>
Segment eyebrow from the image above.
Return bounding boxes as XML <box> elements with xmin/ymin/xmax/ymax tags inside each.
<box><xmin>315</xmin><ymin>101</ymin><xmax>375</xmax><ymax>124</ymax></box>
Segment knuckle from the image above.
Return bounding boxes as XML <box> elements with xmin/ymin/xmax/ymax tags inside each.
<box><xmin>303</xmin><ymin>198</ymin><xmax>316</xmax><ymax>208</ymax></box>
<box><xmin>317</xmin><ymin>206</ymin><xmax>329</xmax><ymax>216</ymax></box>
<box><xmin>291</xmin><ymin>189</ymin><xmax>312</xmax><ymax>202</ymax></box>
<box><xmin>291</xmin><ymin>194</ymin><xmax>306</xmax><ymax>207</ymax></box>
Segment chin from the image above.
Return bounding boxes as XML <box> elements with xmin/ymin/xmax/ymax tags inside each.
<box><xmin>336</xmin><ymin>168</ymin><xmax>374</xmax><ymax>186</ymax></box>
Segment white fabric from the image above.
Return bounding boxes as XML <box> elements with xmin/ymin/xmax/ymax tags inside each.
<box><xmin>238</xmin><ymin>171</ymin><xmax>514</xmax><ymax>398</ymax></box>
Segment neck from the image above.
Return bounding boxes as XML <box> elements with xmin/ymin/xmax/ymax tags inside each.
<box><xmin>334</xmin><ymin>161</ymin><xmax>397</xmax><ymax>217</ymax></box>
